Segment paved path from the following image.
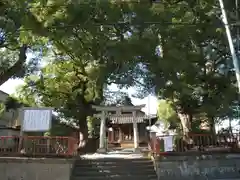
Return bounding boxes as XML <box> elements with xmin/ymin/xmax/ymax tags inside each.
<box><xmin>81</xmin><ymin>148</ymin><xmax>145</xmax><ymax>159</ymax></box>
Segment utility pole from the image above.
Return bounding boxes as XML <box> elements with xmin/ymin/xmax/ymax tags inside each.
<box><xmin>218</xmin><ymin>0</ymin><xmax>240</xmax><ymax>93</ymax></box>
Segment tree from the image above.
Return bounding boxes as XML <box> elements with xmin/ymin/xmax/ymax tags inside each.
<box><xmin>16</xmin><ymin>59</ymin><xmax>105</xmax><ymax>140</ymax></box>
<box><xmin>143</xmin><ymin>0</ymin><xmax>238</xmax><ymax>135</ymax></box>
<box><xmin>0</xmin><ymin>1</ymin><xmax>45</xmax><ymax>85</ymax></box>
<box><xmin>0</xmin><ymin>103</ymin><xmax>5</xmax><ymax>117</ymax></box>
<box><xmin>0</xmin><ymin>1</ymin><xmax>27</xmax><ymax>85</ymax></box>
<box><xmin>104</xmin><ymin>90</ymin><xmax>133</xmax><ymax>106</ymax></box>
<box><xmin>13</xmin><ymin>1</ymin><xmax>154</xmax><ymax>141</ymax></box>
<box><xmin>157</xmin><ymin>100</ymin><xmax>180</xmax><ymax>129</ymax></box>
<box><xmin>13</xmin><ymin>0</ymin><xmax>239</xmax><ymax>139</ymax></box>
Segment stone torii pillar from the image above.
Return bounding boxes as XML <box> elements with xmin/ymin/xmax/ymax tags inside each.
<box><xmin>92</xmin><ymin>105</ymin><xmax>108</xmax><ymax>153</ymax></box>
<box><xmin>98</xmin><ymin>110</ymin><xmax>106</xmax><ymax>153</ymax></box>
<box><xmin>92</xmin><ymin>105</ymin><xmax>146</xmax><ymax>153</ymax></box>
<box><xmin>132</xmin><ymin>110</ymin><xmax>140</xmax><ymax>151</ymax></box>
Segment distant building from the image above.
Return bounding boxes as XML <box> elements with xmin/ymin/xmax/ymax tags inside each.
<box><xmin>105</xmin><ymin>108</ymin><xmax>158</xmax><ymax>148</ymax></box>
<box><xmin>0</xmin><ymin>90</ymin><xmax>21</xmax><ymax>133</ymax></box>
<box><xmin>0</xmin><ymin>91</ymin><xmax>21</xmax><ymax>149</ymax></box>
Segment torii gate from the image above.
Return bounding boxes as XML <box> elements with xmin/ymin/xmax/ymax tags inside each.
<box><xmin>92</xmin><ymin>104</ymin><xmax>148</xmax><ymax>153</ymax></box>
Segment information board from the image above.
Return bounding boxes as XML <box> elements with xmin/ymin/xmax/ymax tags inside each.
<box><xmin>22</xmin><ymin>108</ymin><xmax>52</xmax><ymax>132</ymax></box>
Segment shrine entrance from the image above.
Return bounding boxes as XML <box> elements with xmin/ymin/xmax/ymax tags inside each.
<box><xmin>92</xmin><ymin>105</ymin><xmax>152</xmax><ymax>153</ymax></box>
<box><xmin>92</xmin><ymin>105</ymin><xmax>156</xmax><ymax>152</ymax></box>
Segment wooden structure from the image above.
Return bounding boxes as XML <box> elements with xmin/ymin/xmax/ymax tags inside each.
<box><xmin>92</xmin><ymin>105</ymin><xmax>157</xmax><ymax>152</ymax></box>
<box><xmin>0</xmin><ymin>90</ymin><xmax>21</xmax><ymax>133</ymax></box>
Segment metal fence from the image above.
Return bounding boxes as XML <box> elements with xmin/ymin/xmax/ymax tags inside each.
<box><xmin>149</xmin><ymin>133</ymin><xmax>240</xmax><ymax>155</ymax></box>
<box><xmin>0</xmin><ymin>136</ymin><xmax>78</xmax><ymax>157</ymax></box>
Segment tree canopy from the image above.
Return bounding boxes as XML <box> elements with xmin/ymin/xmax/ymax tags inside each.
<box><xmin>0</xmin><ymin>1</ymin><xmax>43</xmax><ymax>85</ymax></box>
<box><xmin>1</xmin><ymin>0</ymin><xmax>239</xmax><ymax>138</ymax></box>
<box><xmin>157</xmin><ymin>100</ymin><xmax>179</xmax><ymax>128</ymax></box>
<box><xmin>147</xmin><ymin>0</ymin><xmax>238</xmax><ymax>134</ymax></box>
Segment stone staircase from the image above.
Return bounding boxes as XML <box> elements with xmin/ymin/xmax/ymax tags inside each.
<box><xmin>70</xmin><ymin>157</ymin><xmax>158</xmax><ymax>180</ymax></box>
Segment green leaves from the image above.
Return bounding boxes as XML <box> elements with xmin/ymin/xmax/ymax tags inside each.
<box><xmin>0</xmin><ymin>1</ymin><xmax>44</xmax><ymax>85</ymax></box>
<box><xmin>4</xmin><ymin>0</ymin><xmax>238</xmax><ymax>135</ymax></box>
<box><xmin>143</xmin><ymin>0</ymin><xmax>238</xmax><ymax>132</ymax></box>
<box><xmin>0</xmin><ymin>103</ymin><xmax>5</xmax><ymax>117</ymax></box>
<box><xmin>157</xmin><ymin>100</ymin><xmax>179</xmax><ymax>128</ymax></box>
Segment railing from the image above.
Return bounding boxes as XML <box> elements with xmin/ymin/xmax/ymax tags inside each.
<box><xmin>149</xmin><ymin>133</ymin><xmax>240</xmax><ymax>155</ymax></box>
<box><xmin>0</xmin><ymin>136</ymin><xmax>78</xmax><ymax>157</ymax></box>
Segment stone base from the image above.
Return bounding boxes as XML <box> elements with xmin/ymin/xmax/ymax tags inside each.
<box><xmin>97</xmin><ymin>148</ymin><xmax>107</xmax><ymax>153</ymax></box>
<box><xmin>134</xmin><ymin>148</ymin><xmax>141</xmax><ymax>153</ymax></box>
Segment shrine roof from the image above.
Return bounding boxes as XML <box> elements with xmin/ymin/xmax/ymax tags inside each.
<box><xmin>92</xmin><ymin>104</ymin><xmax>145</xmax><ymax>112</ymax></box>
<box><xmin>93</xmin><ymin>113</ymin><xmax>157</xmax><ymax>124</ymax></box>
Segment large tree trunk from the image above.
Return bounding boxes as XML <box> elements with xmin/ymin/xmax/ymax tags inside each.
<box><xmin>78</xmin><ymin>118</ymin><xmax>88</xmax><ymax>142</ymax></box>
<box><xmin>177</xmin><ymin>112</ymin><xmax>194</xmax><ymax>149</ymax></box>
<box><xmin>209</xmin><ymin>117</ymin><xmax>216</xmax><ymax>134</ymax></box>
<box><xmin>0</xmin><ymin>45</ymin><xmax>27</xmax><ymax>85</ymax></box>
<box><xmin>177</xmin><ymin>112</ymin><xmax>192</xmax><ymax>136</ymax></box>
<box><xmin>77</xmin><ymin>118</ymin><xmax>89</xmax><ymax>154</ymax></box>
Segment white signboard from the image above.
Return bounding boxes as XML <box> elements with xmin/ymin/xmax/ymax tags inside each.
<box><xmin>162</xmin><ymin>136</ymin><xmax>174</xmax><ymax>152</ymax></box>
<box><xmin>22</xmin><ymin>109</ymin><xmax>52</xmax><ymax>132</ymax></box>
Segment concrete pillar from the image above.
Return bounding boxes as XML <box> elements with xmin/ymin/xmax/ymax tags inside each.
<box><xmin>132</xmin><ymin>111</ymin><xmax>139</xmax><ymax>151</ymax></box>
<box><xmin>97</xmin><ymin>111</ymin><xmax>106</xmax><ymax>153</ymax></box>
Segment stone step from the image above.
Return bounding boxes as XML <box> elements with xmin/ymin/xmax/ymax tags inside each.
<box><xmin>71</xmin><ymin>174</ymin><xmax>157</xmax><ymax>180</ymax></box>
<box><xmin>72</xmin><ymin>173</ymin><xmax>157</xmax><ymax>178</ymax></box>
<box><xmin>71</xmin><ymin>164</ymin><xmax>154</xmax><ymax>171</ymax></box>
<box><xmin>71</xmin><ymin>158</ymin><xmax>157</xmax><ymax>180</ymax></box>
<box><xmin>72</xmin><ymin>168</ymin><xmax>156</xmax><ymax>176</ymax></box>
<box><xmin>72</xmin><ymin>178</ymin><xmax>157</xmax><ymax>180</ymax></box>
<box><xmin>73</xmin><ymin>163</ymin><xmax>155</xmax><ymax>170</ymax></box>
<box><xmin>74</xmin><ymin>158</ymin><xmax>153</xmax><ymax>167</ymax></box>
<box><xmin>77</xmin><ymin>158</ymin><xmax>152</xmax><ymax>162</ymax></box>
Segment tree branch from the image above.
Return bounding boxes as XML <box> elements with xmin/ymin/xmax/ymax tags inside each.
<box><xmin>55</xmin><ymin>40</ymin><xmax>87</xmax><ymax>76</ymax></box>
<box><xmin>0</xmin><ymin>44</ymin><xmax>27</xmax><ymax>86</ymax></box>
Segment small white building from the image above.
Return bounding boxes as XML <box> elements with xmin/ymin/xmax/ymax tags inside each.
<box><xmin>146</xmin><ymin>121</ymin><xmax>176</xmax><ymax>152</ymax></box>
<box><xmin>146</xmin><ymin>121</ymin><xmax>176</xmax><ymax>136</ymax></box>
<box><xmin>0</xmin><ymin>90</ymin><xmax>21</xmax><ymax>135</ymax></box>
